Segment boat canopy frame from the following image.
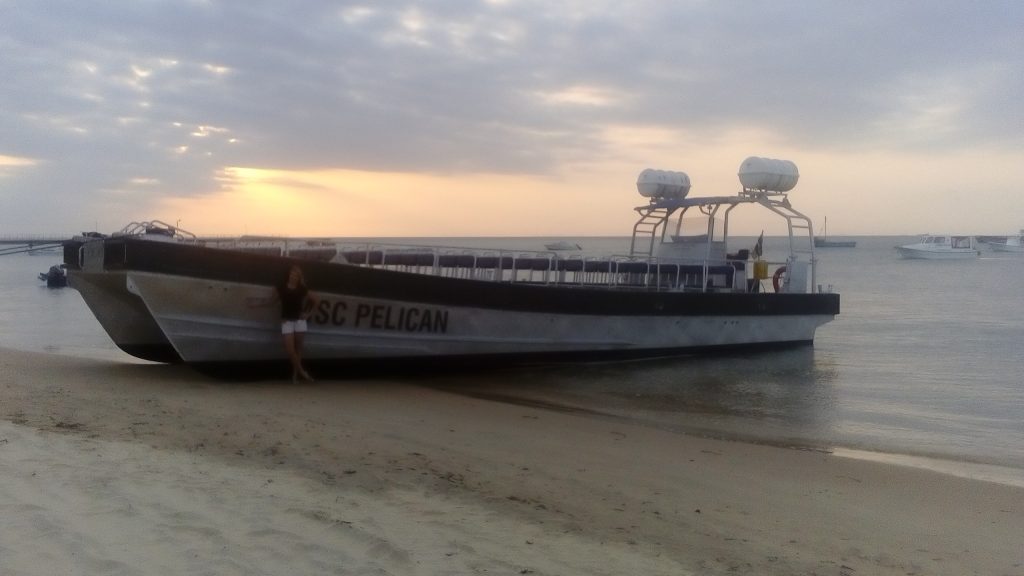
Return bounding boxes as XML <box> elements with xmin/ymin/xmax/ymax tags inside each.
<box><xmin>629</xmin><ymin>189</ymin><xmax>819</xmax><ymax>292</ymax></box>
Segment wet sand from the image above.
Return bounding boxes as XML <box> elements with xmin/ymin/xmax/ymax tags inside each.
<box><xmin>1</xmin><ymin>347</ymin><xmax>1021</xmax><ymax>575</ymax></box>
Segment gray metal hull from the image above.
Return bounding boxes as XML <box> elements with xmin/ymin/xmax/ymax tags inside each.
<box><xmin>127</xmin><ymin>272</ymin><xmax>835</xmax><ymax>364</ymax></box>
<box><xmin>67</xmin><ymin>270</ymin><xmax>181</xmax><ymax>363</ymax></box>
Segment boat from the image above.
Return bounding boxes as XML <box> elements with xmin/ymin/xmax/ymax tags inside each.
<box><xmin>988</xmin><ymin>230</ymin><xmax>1024</xmax><ymax>253</ymax></box>
<box><xmin>38</xmin><ymin>264</ymin><xmax>68</xmax><ymax>288</ymax></box>
<box><xmin>62</xmin><ymin>158</ymin><xmax>840</xmax><ymax>377</ymax></box>
<box><xmin>813</xmin><ymin>217</ymin><xmax>856</xmax><ymax>248</ymax></box>
<box><xmin>896</xmin><ymin>235</ymin><xmax>980</xmax><ymax>260</ymax></box>
<box><xmin>544</xmin><ymin>241</ymin><xmax>582</xmax><ymax>251</ymax></box>
<box><xmin>61</xmin><ymin>224</ymin><xmax>191</xmax><ymax>362</ymax></box>
<box><xmin>975</xmin><ymin>235</ymin><xmax>1006</xmax><ymax>246</ymax></box>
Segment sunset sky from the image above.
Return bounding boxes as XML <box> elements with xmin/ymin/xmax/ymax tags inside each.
<box><xmin>2</xmin><ymin>1</ymin><xmax>1022</xmax><ymax>237</ymax></box>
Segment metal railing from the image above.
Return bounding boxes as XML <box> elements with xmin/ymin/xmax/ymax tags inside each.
<box><xmin>317</xmin><ymin>242</ymin><xmax>772</xmax><ymax>293</ymax></box>
<box><xmin>101</xmin><ymin>229</ymin><xmax>781</xmax><ymax>293</ymax></box>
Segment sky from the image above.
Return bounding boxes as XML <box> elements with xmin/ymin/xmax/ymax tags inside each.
<box><xmin>2</xmin><ymin>1</ymin><xmax>1022</xmax><ymax>238</ymax></box>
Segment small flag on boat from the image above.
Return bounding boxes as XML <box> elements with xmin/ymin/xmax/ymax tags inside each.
<box><xmin>754</xmin><ymin>231</ymin><xmax>764</xmax><ymax>259</ymax></box>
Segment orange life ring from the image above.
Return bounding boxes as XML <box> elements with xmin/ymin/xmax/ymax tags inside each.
<box><xmin>772</xmin><ymin>266</ymin><xmax>787</xmax><ymax>292</ymax></box>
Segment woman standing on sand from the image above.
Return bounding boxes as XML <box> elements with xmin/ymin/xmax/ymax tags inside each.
<box><xmin>277</xmin><ymin>264</ymin><xmax>319</xmax><ymax>382</ymax></box>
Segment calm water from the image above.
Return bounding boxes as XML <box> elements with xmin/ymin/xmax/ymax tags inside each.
<box><xmin>2</xmin><ymin>236</ymin><xmax>1022</xmax><ymax>482</ymax></box>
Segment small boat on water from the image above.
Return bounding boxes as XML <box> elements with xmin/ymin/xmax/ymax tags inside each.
<box><xmin>988</xmin><ymin>230</ymin><xmax>1024</xmax><ymax>253</ymax></box>
<box><xmin>62</xmin><ymin>157</ymin><xmax>839</xmax><ymax>376</ymax></box>
<box><xmin>896</xmin><ymin>235</ymin><xmax>980</xmax><ymax>260</ymax></box>
<box><xmin>38</xmin><ymin>264</ymin><xmax>68</xmax><ymax>288</ymax></box>
<box><xmin>813</xmin><ymin>217</ymin><xmax>856</xmax><ymax>248</ymax></box>
<box><xmin>544</xmin><ymin>241</ymin><xmax>582</xmax><ymax>251</ymax></box>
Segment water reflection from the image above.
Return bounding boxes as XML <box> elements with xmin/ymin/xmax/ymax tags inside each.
<box><xmin>429</xmin><ymin>347</ymin><xmax>840</xmax><ymax>450</ymax></box>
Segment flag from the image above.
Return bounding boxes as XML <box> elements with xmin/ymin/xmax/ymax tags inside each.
<box><xmin>753</xmin><ymin>231</ymin><xmax>764</xmax><ymax>259</ymax></box>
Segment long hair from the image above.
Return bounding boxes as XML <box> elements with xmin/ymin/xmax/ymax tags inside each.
<box><xmin>286</xmin><ymin>264</ymin><xmax>306</xmax><ymax>288</ymax></box>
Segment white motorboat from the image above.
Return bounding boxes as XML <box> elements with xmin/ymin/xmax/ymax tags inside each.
<box><xmin>896</xmin><ymin>235</ymin><xmax>980</xmax><ymax>260</ymax></box>
<box><xmin>64</xmin><ymin>157</ymin><xmax>840</xmax><ymax>378</ymax></box>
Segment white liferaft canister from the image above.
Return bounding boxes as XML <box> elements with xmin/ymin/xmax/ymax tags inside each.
<box><xmin>737</xmin><ymin>157</ymin><xmax>799</xmax><ymax>192</ymax></box>
<box><xmin>637</xmin><ymin>169</ymin><xmax>691</xmax><ymax>199</ymax></box>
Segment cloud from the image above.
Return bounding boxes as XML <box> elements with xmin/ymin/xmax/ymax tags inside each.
<box><xmin>0</xmin><ymin>0</ymin><xmax>1022</xmax><ymax>232</ymax></box>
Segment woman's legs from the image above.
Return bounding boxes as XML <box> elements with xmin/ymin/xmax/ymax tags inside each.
<box><xmin>283</xmin><ymin>332</ymin><xmax>302</xmax><ymax>382</ymax></box>
<box><xmin>294</xmin><ymin>331</ymin><xmax>312</xmax><ymax>380</ymax></box>
<box><xmin>282</xmin><ymin>321</ymin><xmax>313</xmax><ymax>382</ymax></box>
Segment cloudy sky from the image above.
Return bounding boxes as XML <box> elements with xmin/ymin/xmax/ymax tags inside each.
<box><xmin>2</xmin><ymin>1</ymin><xmax>1022</xmax><ymax>237</ymax></box>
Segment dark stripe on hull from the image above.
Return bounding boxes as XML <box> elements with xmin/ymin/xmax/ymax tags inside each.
<box><xmin>192</xmin><ymin>339</ymin><xmax>815</xmax><ymax>381</ymax></box>
<box><xmin>99</xmin><ymin>238</ymin><xmax>840</xmax><ymax>317</ymax></box>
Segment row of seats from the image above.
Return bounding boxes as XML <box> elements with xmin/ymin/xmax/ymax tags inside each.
<box><xmin>340</xmin><ymin>251</ymin><xmax>739</xmax><ymax>284</ymax></box>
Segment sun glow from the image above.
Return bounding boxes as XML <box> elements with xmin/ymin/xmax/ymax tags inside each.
<box><xmin>0</xmin><ymin>154</ymin><xmax>36</xmax><ymax>168</ymax></box>
<box><xmin>0</xmin><ymin>154</ymin><xmax>37</xmax><ymax>178</ymax></box>
<box><xmin>152</xmin><ymin>125</ymin><xmax>841</xmax><ymax>238</ymax></box>
<box><xmin>156</xmin><ymin>165</ymin><xmax>647</xmax><ymax>238</ymax></box>
<box><xmin>536</xmin><ymin>85</ymin><xmax>621</xmax><ymax>107</ymax></box>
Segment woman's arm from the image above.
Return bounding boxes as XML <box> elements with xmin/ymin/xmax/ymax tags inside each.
<box><xmin>301</xmin><ymin>290</ymin><xmax>320</xmax><ymax>319</ymax></box>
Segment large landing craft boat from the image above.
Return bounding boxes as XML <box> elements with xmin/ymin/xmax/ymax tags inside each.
<box><xmin>63</xmin><ymin>157</ymin><xmax>839</xmax><ymax>377</ymax></box>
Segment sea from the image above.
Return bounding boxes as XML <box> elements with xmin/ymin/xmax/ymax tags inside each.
<box><xmin>2</xmin><ymin>236</ymin><xmax>1023</xmax><ymax>486</ymax></box>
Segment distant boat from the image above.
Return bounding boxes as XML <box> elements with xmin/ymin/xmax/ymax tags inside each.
<box><xmin>544</xmin><ymin>240</ymin><xmax>582</xmax><ymax>251</ymax></box>
<box><xmin>989</xmin><ymin>230</ymin><xmax>1024</xmax><ymax>253</ymax></box>
<box><xmin>983</xmin><ymin>227</ymin><xmax>1024</xmax><ymax>252</ymax></box>
<box><xmin>896</xmin><ymin>235</ymin><xmax>979</xmax><ymax>260</ymax></box>
<box><xmin>813</xmin><ymin>217</ymin><xmax>856</xmax><ymax>248</ymax></box>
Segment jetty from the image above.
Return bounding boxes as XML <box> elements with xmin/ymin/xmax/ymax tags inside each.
<box><xmin>0</xmin><ymin>234</ymin><xmax>70</xmax><ymax>256</ymax></box>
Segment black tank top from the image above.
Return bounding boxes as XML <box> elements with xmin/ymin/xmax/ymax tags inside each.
<box><xmin>277</xmin><ymin>283</ymin><xmax>308</xmax><ymax>320</ymax></box>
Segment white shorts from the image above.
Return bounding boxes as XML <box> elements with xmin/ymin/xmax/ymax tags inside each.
<box><xmin>281</xmin><ymin>319</ymin><xmax>308</xmax><ymax>335</ymax></box>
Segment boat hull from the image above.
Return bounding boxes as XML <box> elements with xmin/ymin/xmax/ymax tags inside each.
<box><xmin>127</xmin><ymin>271</ymin><xmax>835</xmax><ymax>362</ymax></box>
<box><xmin>69</xmin><ymin>237</ymin><xmax>840</xmax><ymax>375</ymax></box>
<box><xmin>63</xmin><ymin>239</ymin><xmax>181</xmax><ymax>362</ymax></box>
<box><xmin>814</xmin><ymin>238</ymin><xmax>857</xmax><ymax>248</ymax></box>
<box><xmin>67</xmin><ymin>270</ymin><xmax>182</xmax><ymax>363</ymax></box>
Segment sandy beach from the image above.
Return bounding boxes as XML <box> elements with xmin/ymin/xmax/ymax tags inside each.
<box><xmin>1</xmin><ymin>347</ymin><xmax>1021</xmax><ymax>575</ymax></box>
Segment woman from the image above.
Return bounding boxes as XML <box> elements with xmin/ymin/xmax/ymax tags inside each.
<box><xmin>276</xmin><ymin>264</ymin><xmax>319</xmax><ymax>382</ymax></box>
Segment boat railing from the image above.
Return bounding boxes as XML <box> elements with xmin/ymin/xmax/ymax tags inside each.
<box><xmin>323</xmin><ymin>241</ymin><xmax>776</xmax><ymax>293</ymax></box>
<box><xmin>107</xmin><ymin>232</ymin><xmax>785</xmax><ymax>293</ymax></box>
